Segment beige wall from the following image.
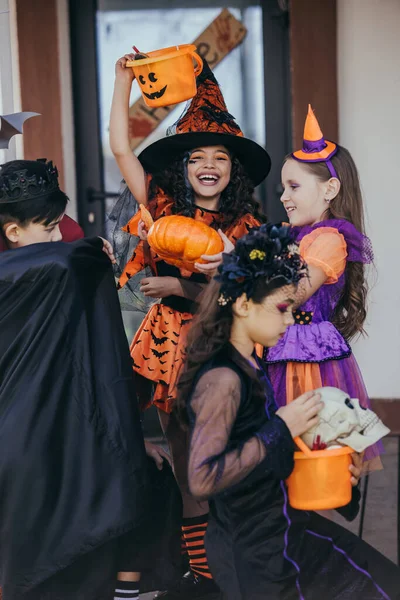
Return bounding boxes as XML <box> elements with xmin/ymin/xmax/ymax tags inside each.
<box><xmin>56</xmin><ymin>0</ymin><xmax>77</xmax><ymax>220</ymax></box>
<box><xmin>338</xmin><ymin>0</ymin><xmax>400</xmax><ymax>397</ymax></box>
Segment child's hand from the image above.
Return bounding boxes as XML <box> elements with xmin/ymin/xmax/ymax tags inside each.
<box><xmin>144</xmin><ymin>441</ymin><xmax>172</xmax><ymax>471</ymax></box>
<box><xmin>99</xmin><ymin>237</ymin><xmax>116</xmax><ymax>264</ymax></box>
<box><xmin>115</xmin><ymin>53</ymin><xmax>136</xmax><ymax>84</ymax></box>
<box><xmin>139</xmin><ymin>276</ymin><xmax>177</xmax><ymax>297</ymax></box>
<box><xmin>194</xmin><ymin>229</ymin><xmax>234</xmax><ymax>275</ymax></box>
<box><xmin>349</xmin><ymin>452</ymin><xmax>363</xmax><ymax>486</ymax></box>
<box><xmin>276</xmin><ymin>391</ymin><xmax>323</xmax><ymax>438</ymax></box>
<box><xmin>138</xmin><ymin>219</ymin><xmax>148</xmax><ymax>241</ymax></box>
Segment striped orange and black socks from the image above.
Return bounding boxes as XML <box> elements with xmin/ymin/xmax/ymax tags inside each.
<box><xmin>182</xmin><ymin>514</ymin><xmax>212</xmax><ymax>580</ymax></box>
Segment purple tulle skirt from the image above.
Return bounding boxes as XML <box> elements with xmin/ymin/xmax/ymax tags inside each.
<box><xmin>268</xmin><ymin>354</ymin><xmax>384</xmax><ymax>463</ymax></box>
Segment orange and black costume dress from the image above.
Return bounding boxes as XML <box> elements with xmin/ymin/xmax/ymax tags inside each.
<box><xmin>118</xmin><ymin>190</ymin><xmax>260</xmax><ymax>414</ymax></box>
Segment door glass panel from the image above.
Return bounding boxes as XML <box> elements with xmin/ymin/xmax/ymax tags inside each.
<box><xmin>96</xmin><ymin>5</ymin><xmax>265</xmax><ymax>199</ymax></box>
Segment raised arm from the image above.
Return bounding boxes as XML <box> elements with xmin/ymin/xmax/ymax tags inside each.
<box><xmin>188</xmin><ymin>367</ymin><xmax>296</xmax><ymax>500</ymax></box>
<box><xmin>110</xmin><ymin>54</ymin><xmax>148</xmax><ymax>206</ymax></box>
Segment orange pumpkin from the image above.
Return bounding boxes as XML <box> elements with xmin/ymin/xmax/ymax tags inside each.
<box><xmin>147</xmin><ymin>215</ymin><xmax>224</xmax><ymax>272</ymax></box>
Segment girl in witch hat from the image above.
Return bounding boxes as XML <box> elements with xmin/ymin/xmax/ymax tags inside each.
<box><xmin>265</xmin><ymin>105</ymin><xmax>382</xmax><ymax>470</ymax></box>
<box><xmin>109</xmin><ymin>52</ymin><xmax>270</xmax><ymax>598</ymax></box>
<box><xmin>174</xmin><ymin>223</ymin><xmax>400</xmax><ymax>600</ymax></box>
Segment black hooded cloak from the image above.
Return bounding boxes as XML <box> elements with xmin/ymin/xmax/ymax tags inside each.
<box><xmin>0</xmin><ymin>238</ymin><xmax>181</xmax><ymax>599</ymax></box>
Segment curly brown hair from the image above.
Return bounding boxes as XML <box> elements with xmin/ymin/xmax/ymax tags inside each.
<box><xmin>285</xmin><ymin>146</ymin><xmax>369</xmax><ymax>339</ymax></box>
<box><xmin>148</xmin><ymin>152</ymin><xmax>266</xmax><ymax>230</ymax></box>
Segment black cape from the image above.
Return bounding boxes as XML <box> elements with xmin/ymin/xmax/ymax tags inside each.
<box><xmin>0</xmin><ymin>239</ymin><xmax>181</xmax><ymax>599</ymax></box>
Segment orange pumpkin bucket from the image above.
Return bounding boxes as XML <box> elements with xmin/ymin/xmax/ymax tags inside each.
<box><xmin>127</xmin><ymin>45</ymin><xmax>203</xmax><ymax>108</ymax></box>
<box><xmin>286</xmin><ymin>436</ymin><xmax>353</xmax><ymax>511</ymax></box>
<box><xmin>147</xmin><ymin>214</ymin><xmax>223</xmax><ymax>272</ymax></box>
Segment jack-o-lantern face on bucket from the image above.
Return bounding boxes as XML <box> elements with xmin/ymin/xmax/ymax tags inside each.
<box><xmin>127</xmin><ymin>44</ymin><xmax>203</xmax><ymax>108</ymax></box>
<box><xmin>138</xmin><ymin>72</ymin><xmax>167</xmax><ymax>101</ymax></box>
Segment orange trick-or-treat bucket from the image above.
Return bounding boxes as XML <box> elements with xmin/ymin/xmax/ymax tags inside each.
<box><xmin>285</xmin><ymin>381</ymin><xmax>353</xmax><ymax>511</ymax></box>
<box><xmin>286</xmin><ymin>436</ymin><xmax>353</xmax><ymax>510</ymax></box>
<box><xmin>127</xmin><ymin>44</ymin><xmax>203</xmax><ymax>108</ymax></box>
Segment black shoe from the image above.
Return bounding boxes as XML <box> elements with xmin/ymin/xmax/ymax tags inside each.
<box><xmin>153</xmin><ymin>570</ymin><xmax>221</xmax><ymax>600</ymax></box>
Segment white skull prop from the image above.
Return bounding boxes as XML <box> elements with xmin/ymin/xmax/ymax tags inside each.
<box><xmin>301</xmin><ymin>387</ymin><xmax>390</xmax><ymax>452</ymax></box>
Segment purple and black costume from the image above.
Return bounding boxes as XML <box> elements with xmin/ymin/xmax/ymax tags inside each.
<box><xmin>186</xmin><ymin>343</ymin><xmax>399</xmax><ymax>599</ymax></box>
<box><xmin>266</xmin><ymin>219</ymin><xmax>381</xmax><ymax>462</ymax></box>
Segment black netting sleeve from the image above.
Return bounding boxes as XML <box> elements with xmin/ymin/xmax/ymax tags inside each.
<box><xmin>188</xmin><ymin>367</ymin><xmax>296</xmax><ymax>500</ymax></box>
<box><xmin>188</xmin><ymin>367</ymin><xmax>268</xmax><ymax>499</ymax></box>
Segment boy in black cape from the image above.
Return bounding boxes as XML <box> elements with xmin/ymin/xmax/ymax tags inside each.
<box><xmin>0</xmin><ymin>159</ymin><xmax>181</xmax><ymax>600</ymax></box>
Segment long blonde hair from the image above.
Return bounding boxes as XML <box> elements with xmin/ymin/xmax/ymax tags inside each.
<box><xmin>285</xmin><ymin>145</ymin><xmax>368</xmax><ymax>339</ymax></box>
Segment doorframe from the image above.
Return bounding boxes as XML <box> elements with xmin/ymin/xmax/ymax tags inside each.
<box><xmin>262</xmin><ymin>0</ymin><xmax>291</xmax><ymax>223</ymax></box>
<box><xmin>69</xmin><ymin>0</ymin><xmax>105</xmax><ymax>237</ymax></box>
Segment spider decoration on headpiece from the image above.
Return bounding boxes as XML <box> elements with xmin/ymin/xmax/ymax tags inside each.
<box><xmin>215</xmin><ymin>223</ymin><xmax>308</xmax><ymax>306</ymax></box>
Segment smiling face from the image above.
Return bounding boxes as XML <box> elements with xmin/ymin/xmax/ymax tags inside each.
<box><xmin>187</xmin><ymin>145</ymin><xmax>232</xmax><ymax>206</ymax></box>
<box><xmin>138</xmin><ymin>71</ymin><xmax>167</xmax><ymax>101</ymax></box>
<box><xmin>281</xmin><ymin>158</ymin><xmax>336</xmax><ymax>226</ymax></box>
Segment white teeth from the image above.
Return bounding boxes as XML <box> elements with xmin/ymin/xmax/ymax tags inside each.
<box><xmin>287</xmin><ymin>207</ymin><xmax>296</xmax><ymax>212</ymax></box>
<box><xmin>199</xmin><ymin>175</ymin><xmax>218</xmax><ymax>181</ymax></box>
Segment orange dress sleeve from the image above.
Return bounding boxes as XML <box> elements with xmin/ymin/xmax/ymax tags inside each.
<box><xmin>118</xmin><ymin>241</ymin><xmax>146</xmax><ymax>288</ymax></box>
<box><xmin>226</xmin><ymin>214</ymin><xmax>261</xmax><ymax>244</ymax></box>
<box><xmin>299</xmin><ymin>227</ymin><xmax>347</xmax><ymax>284</ymax></box>
<box><xmin>122</xmin><ymin>184</ymin><xmax>174</xmax><ymax>237</ymax></box>
<box><xmin>118</xmin><ymin>188</ymin><xmax>175</xmax><ymax>287</ymax></box>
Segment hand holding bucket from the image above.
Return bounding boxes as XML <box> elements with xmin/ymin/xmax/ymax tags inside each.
<box><xmin>126</xmin><ymin>44</ymin><xmax>203</xmax><ymax>108</ymax></box>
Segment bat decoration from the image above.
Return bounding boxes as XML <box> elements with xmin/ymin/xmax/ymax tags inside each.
<box><xmin>142</xmin><ymin>354</ymin><xmax>150</xmax><ymax>361</ymax></box>
<box><xmin>132</xmin><ymin>360</ymin><xmax>141</xmax><ymax>369</ymax></box>
<box><xmin>151</xmin><ymin>348</ymin><xmax>170</xmax><ymax>358</ymax></box>
<box><xmin>162</xmin><ymin>329</ymin><xmax>169</xmax><ymax>335</ymax></box>
<box><xmin>160</xmin><ymin>359</ymin><xmax>167</xmax><ymax>365</ymax></box>
<box><xmin>161</xmin><ymin>369</ymin><xmax>167</xmax><ymax>374</ymax></box>
<box><xmin>0</xmin><ymin>112</ymin><xmax>40</xmax><ymax>149</ymax></box>
<box><xmin>151</xmin><ymin>330</ymin><xmax>168</xmax><ymax>346</ymax></box>
<box><xmin>170</xmin><ymin>340</ymin><xmax>178</xmax><ymax>346</ymax></box>
<box><xmin>172</xmin><ymin>332</ymin><xmax>179</xmax><ymax>338</ymax></box>
<box><xmin>148</xmin><ymin>367</ymin><xmax>155</xmax><ymax>372</ymax></box>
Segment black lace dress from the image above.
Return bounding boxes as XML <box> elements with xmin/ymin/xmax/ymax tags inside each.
<box><xmin>186</xmin><ymin>344</ymin><xmax>400</xmax><ymax>600</ymax></box>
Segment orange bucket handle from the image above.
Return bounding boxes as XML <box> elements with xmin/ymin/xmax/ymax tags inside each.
<box><xmin>286</xmin><ymin>393</ymin><xmax>314</xmax><ymax>457</ymax></box>
<box><xmin>190</xmin><ymin>50</ymin><xmax>203</xmax><ymax>77</ymax></box>
<box><xmin>293</xmin><ymin>436</ymin><xmax>313</xmax><ymax>457</ymax></box>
